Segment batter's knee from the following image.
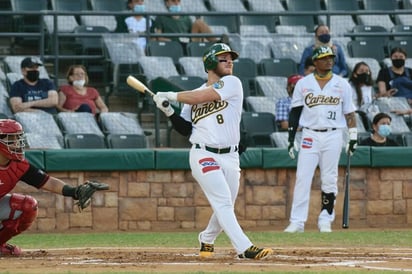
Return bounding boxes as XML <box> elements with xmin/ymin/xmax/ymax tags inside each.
<box><xmin>321</xmin><ymin>192</ymin><xmax>335</xmax><ymax>215</ymax></box>
<box><xmin>321</xmin><ymin>175</ymin><xmax>338</xmax><ymax>192</ymax></box>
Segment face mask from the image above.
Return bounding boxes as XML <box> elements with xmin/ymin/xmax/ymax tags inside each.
<box><xmin>392</xmin><ymin>59</ymin><xmax>405</xmax><ymax>68</ymax></box>
<box><xmin>317</xmin><ymin>34</ymin><xmax>331</xmax><ymax>44</ymax></box>
<box><xmin>355</xmin><ymin>73</ymin><xmax>370</xmax><ymax>84</ymax></box>
<box><xmin>378</xmin><ymin>124</ymin><xmax>391</xmax><ymax>137</ymax></box>
<box><xmin>169</xmin><ymin>5</ymin><xmax>181</xmax><ymax>12</ymax></box>
<box><xmin>73</xmin><ymin>80</ymin><xmax>85</xmax><ymax>87</ymax></box>
<box><xmin>134</xmin><ymin>4</ymin><xmax>145</xmax><ymax>12</ymax></box>
<box><xmin>26</xmin><ymin>70</ymin><xmax>39</xmax><ymax>82</ymax></box>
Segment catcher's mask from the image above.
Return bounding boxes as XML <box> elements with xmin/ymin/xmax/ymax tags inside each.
<box><xmin>203</xmin><ymin>43</ymin><xmax>239</xmax><ymax>72</ymax></box>
<box><xmin>0</xmin><ymin>119</ymin><xmax>25</xmax><ymax>161</ymax></box>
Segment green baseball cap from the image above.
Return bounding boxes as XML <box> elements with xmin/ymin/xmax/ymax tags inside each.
<box><xmin>312</xmin><ymin>46</ymin><xmax>335</xmax><ymax>60</ymax></box>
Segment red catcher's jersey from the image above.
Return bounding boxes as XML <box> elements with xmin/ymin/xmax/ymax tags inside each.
<box><xmin>0</xmin><ymin>160</ymin><xmax>48</xmax><ymax>198</ymax></box>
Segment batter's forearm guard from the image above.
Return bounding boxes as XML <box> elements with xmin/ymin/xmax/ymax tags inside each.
<box><xmin>169</xmin><ymin>113</ymin><xmax>192</xmax><ymax>136</ymax></box>
<box><xmin>288</xmin><ymin>106</ymin><xmax>303</xmax><ymax>142</ymax></box>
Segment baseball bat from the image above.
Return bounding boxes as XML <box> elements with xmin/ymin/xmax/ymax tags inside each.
<box><xmin>126</xmin><ymin>75</ymin><xmax>169</xmax><ymax>107</ymax></box>
<box><xmin>342</xmin><ymin>155</ymin><xmax>351</xmax><ymax>229</ymax></box>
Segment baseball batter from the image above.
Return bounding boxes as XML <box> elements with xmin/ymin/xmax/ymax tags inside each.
<box><xmin>0</xmin><ymin>119</ymin><xmax>108</xmax><ymax>256</ymax></box>
<box><xmin>153</xmin><ymin>43</ymin><xmax>273</xmax><ymax>259</ymax></box>
<box><xmin>285</xmin><ymin>46</ymin><xmax>357</xmax><ymax>233</ymax></box>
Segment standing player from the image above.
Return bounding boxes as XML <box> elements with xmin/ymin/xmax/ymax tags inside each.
<box><xmin>285</xmin><ymin>46</ymin><xmax>357</xmax><ymax>233</ymax></box>
<box><xmin>152</xmin><ymin>43</ymin><xmax>273</xmax><ymax>259</ymax></box>
<box><xmin>0</xmin><ymin>119</ymin><xmax>108</xmax><ymax>256</ymax></box>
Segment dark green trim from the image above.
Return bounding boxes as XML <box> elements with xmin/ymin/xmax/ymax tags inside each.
<box><xmin>22</xmin><ymin>147</ymin><xmax>412</xmax><ymax>172</ymax></box>
<box><xmin>262</xmin><ymin>148</ymin><xmax>297</xmax><ymax>168</ymax></box>
<box><xmin>338</xmin><ymin>146</ymin><xmax>371</xmax><ymax>166</ymax></box>
<box><xmin>371</xmin><ymin>147</ymin><xmax>412</xmax><ymax>167</ymax></box>
<box><xmin>25</xmin><ymin>150</ymin><xmax>45</xmax><ymax>170</ymax></box>
<box><xmin>44</xmin><ymin>149</ymin><xmax>155</xmax><ymax>171</ymax></box>
<box><xmin>240</xmin><ymin>147</ymin><xmax>262</xmax><ymax>168</ymax></box>
<box><xmin>155</xmin><ymin>149</ymin><xmax>190</xmax><ymax>170</ymax></box>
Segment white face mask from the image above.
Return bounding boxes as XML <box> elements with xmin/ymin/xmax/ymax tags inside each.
<box><xmin>73</xmin><ymin>80</ymin><xmax>85</xmax><ymax>87</ymax></box>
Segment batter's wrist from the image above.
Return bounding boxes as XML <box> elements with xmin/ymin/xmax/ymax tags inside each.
<box><xmin>166</xmin><ymin>92</ymin><xmax>178</xmax><ymax>101</ymax></box>
<box><xmin>348</xmin><ymin>127</ymin><xmax>357</xmax><ymax>141</ymax></box>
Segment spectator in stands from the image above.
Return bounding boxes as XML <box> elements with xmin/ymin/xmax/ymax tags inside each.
<box><xmin>303</xmin><ymin>57</ymin><xmax>315</xmax><ymax>76</ymax></box>
<box><xmin>57</xmin><ymin>65</ymin><xmax>108</xmax><ymax>116</ymax></box>
<box><xmin>275</xmin><ymin>74</ymin><xmax>303</xmax><ymax>131</ymax></box>
<box><xmin>153</xmin><ymin>0</ymin><xmax>218</xmax><ymax>45</ymax></box>
<box><xmin>376</xmin><ymin>47</ymin><xmax>412</xmax><ymax>106</ymax></box>
<box><xmin>359</xmin><ymin>112</ymin><xmax>399</xmax><ymax>146</ymax></box>
<box><xmin>9</xmin><ymin>57</ymin><xmax>58</xmax><ymax>114</ymax></box>
<box><xmin>125</xmin><ymin>0</ymin><xmax>152</xmax><ymax>50</ymax></box>
<box><xmin>298</xmin><ymin>24</ymin><xmax>347</xmax><ymax>77</ymax></box>
<box><xmin>349</xmin><ymin>61</ymin><xmax>375</xmax><ymax>110</ymax></box>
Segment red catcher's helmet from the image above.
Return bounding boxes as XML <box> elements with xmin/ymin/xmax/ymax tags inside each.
<box><xmin>287</xmin><ymin>74</ymin><xmax>304</xmax><ymax>86</ymax></box>
<box><xmin>0</xmin><ymin>119</ymin><xmax>25</xmax><ymax>161</ymax></box>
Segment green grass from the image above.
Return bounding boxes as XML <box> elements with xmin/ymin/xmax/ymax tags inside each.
<box><xmin>12</xmin><ymin>230</ymin><xmax>412</xmax><ymax>249</ymax></box>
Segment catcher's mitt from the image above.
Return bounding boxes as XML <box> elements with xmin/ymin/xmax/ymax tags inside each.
<box><xmin>74</xmin><ymin>180</ymin><xmax>109</xmax><ymax>210</ymax></box>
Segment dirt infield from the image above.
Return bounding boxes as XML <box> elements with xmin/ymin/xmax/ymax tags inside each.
<box><xmin>3</xmin><ymin>246</ymin><xmax>412</xmax><ymax>273</ymax></box>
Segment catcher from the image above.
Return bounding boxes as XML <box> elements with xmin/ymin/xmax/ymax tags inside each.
<box><xmin>0</xmin><ymin>119</ymin><xmax>109</xmax><ymax>256</ymax></box>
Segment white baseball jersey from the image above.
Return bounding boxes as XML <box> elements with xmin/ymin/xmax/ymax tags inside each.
<box><xmin>350</xmin><ymin>84</ymin><xmax>373</xmax><ymax>109</ymax></box>
<box><xmin>180</xmin><ymin>75</ymin><xmax>243</xmax><ymax>147</ymax></box>
<box><xmin>125</xmin><ymin>16</ymin><xmax>150</xmax><ymax>50</ymax></box>
<box><xmin>291</xmin><ymin>74</ymin><xmax>355</xmax><ymax>129</ymax></box>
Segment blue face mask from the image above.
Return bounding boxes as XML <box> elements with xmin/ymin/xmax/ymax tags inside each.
<box><xmin>317</xmin><ymin>34</ymin><xmax>331</xmax><ymax>44</ymax></box>
<box><xmin>134</xmin><ymin>4</ymin><xmax>145</xmax><ymax>12</ymax></box>
<box><xmin>378</xmin><ymin>124</ymin><xmax>391</xmax><ymax>137</ymax></box>
<box><xmin>169</xmin><ymin>5</ymin><xmax>182</xmax><ymax>12</ymax></box>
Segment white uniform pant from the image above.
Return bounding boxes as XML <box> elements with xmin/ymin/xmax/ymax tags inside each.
<box><xmin>289</xmin><ymin>128</ymin><xmax>342</xmax><ymax>226</ymax></box>
<box><xmin>190</xmin><ymin>148</ymin><xmax>252</xmax><ymax>254</ymax></box>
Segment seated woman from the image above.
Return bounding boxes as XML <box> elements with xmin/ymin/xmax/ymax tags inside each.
<box><xmin>348</xmin><ymin>61</ymin><xmax>375</xmax><ymax>110</ymax></box>
<box><xmin>376</xmin><ymin>47</ymin><xmax>412</xmax><ymax>106</ymax></box>
<box><xmin>57</xmin><ymin>65</ymin><xmax>108</xmax><ymax>115</ymax></box>
<box><xmin>359</xmin><ymin>112</ymin><xmax>399</xmax><ymax>146</ymax></box>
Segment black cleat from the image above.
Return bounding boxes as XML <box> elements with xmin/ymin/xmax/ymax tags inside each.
<box><xmin>238</xmin><ymin>245</ymin><xmax>273</xmax><ymax>260</ymax></box>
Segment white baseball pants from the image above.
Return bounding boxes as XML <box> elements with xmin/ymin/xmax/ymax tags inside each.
<box><xmin>190</xmin><ymin>148</ymin><xmax>252</xmax><ymax>254</ymax></box>
<box><xmin>289</xmin><ymin>128</ymin><xmax>342</xmax><ymax>226</ymax></box>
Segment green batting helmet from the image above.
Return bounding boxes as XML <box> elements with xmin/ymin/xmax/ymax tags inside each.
<box><xmin>203</xmin><ymin>43</ymin><xmax>239</xmax><ymax>71</ymax></box>
<box><xmin>312</xmin><ymin>46</ymin><xmax>336</xmax><ymax>60</ymax></box>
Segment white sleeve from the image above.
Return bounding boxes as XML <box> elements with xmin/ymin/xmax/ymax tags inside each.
<box><xmin>212</xmin><ymin>75</ymin><xmax>242</xmax><ymax>101</ymax></box>
<box><xmin>180</xmin><ymin>103</ymin><xmax>192</xmax><ymax>122</ymax></box>
<box><xmin>291</xmin><ymin>78</ymin><xmax>304</xmax><ymax>108</ymax></box>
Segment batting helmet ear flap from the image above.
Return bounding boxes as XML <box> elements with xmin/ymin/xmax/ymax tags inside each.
<box><xmin>203</xmin><ymin>53</ymin><xmax>219</xmax><ymax>71</ymax></box>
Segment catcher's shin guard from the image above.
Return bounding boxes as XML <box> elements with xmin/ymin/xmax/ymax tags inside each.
<box><xmin>0</xmin><ymin>194</ymin><xmax>38</xmax><ymax>245</ymax></box>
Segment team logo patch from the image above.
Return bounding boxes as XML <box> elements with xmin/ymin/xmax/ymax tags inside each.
<box><xmin>213</xmin><ymin>80</ymin><xmax>224</xmax><ymax>89</ymax></box>
<box><xmin>199</xmin><ymin>157</ymin><xmax>220</xmax><ymax>173</ymax></box>
<box><xmin>302</xmin><ymin>138</ymin><xmax>313</xmax><ymax>149</ymax></box>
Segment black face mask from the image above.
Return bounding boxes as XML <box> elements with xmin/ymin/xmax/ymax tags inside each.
<box><xmin>317</xmin><ymin>34</ymin><xmax>331</xmax><ymax>44</ymax></box>
<box><xmin>392</xmin><ymin>59</ymin><xmax>405</xmax><ymax>68</ymax></box>
<box><xmin>354</xmin><ymin>73</ymin><xmax>370</xmax><ymax>84</ymax></box>
<box><xmin>26</xmin><ymin>70</ymin><xmax>39</xmax><ymax>82</ymax></box>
